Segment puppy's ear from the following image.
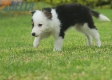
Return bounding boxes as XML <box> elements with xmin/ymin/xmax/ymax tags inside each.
<box><xmin>42</xmin><ymin>8</ymin><xmax>52</xmax><ymax>19</ymax></box>
<box><xmin>30</xmin><ymin>10</ymin><xmax>36</xmax><ymax>15</ymax></box>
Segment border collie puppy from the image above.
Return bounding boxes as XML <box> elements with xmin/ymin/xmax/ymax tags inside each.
<box><xmin>30</xmin><ymin>3</ymin><xmax>110</xmax><ymax>51</ymax></box>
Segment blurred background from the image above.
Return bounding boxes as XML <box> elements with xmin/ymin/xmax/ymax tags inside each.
<box><xmin>0</xmin><ymin>0</ymin><xmax>111</xmax><ymax>23</ymax></box>
<box><xmin>26</xmin><ymin>0</ymin><xmax>112</xmax><ymax>9</ymax></box>
<box><xmin>0</xmin><ymin>0</ymin><xmax>112</xmax><ymax>11</ymax></box>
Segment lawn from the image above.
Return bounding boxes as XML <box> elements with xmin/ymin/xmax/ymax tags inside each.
<box><xmin>0</xmin><ymin>6</ymin><xmax>112</xmax><ymax>80</ymax></box>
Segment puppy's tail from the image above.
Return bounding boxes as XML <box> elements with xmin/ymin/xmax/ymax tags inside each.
<box><xmin>90</xmin><ymin>10</ymin><xmax>110</xmax><ymax>22</ymax></box>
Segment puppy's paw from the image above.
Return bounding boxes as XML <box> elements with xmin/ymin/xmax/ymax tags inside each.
<box><xmin>33</xmin><ymin>42</ymin><xmax>39</xmax><ymax>48</ymax></box>
<box><xmin>96</xmin><ymin>40</ymin><xmax>101</xmax><ymax>47</ymax></box>
<box><xmin>33</xmin><ymin>44</ymin><xmax>39</xmax><ymax>48</ymax></box>
<box><xmin>53</xmin><ymin>47</ymin><xmax>62</xmax><ymax>51</ymax></box>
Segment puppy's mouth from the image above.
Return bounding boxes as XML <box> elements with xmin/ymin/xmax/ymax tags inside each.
<box><xmin>33</xmin><ymin>35</ymin><xmax>38</xmax><ymax>37</ymax></box>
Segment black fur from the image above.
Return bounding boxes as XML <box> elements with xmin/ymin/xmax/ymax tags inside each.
<box><xmin>90</xmin><ymin>10</ymin><xmax>99</xmax><ymax>18</ymax></box>
<box><xmin>30</xmin><ymin>11</ymin><xmax>36</xmax><ymax>15</ymax></box>
<box><xmin>55</xmin><ymin>4</ymin><xmax>98</xmax><ymax>38</ymax></box>
<box><xmin>42</xmin><ymin>8</ymin><xmax>52</xmax><ymax>19</ymax></box>
<box><xmin>31</xmin><ymin>19</ymin><xmax>34</xmax><ymax>28</ymax></box>
<box><xmin>42</xmin><ymin>8</ymin><xmax>52</xmax><ymax>13</ymax></box>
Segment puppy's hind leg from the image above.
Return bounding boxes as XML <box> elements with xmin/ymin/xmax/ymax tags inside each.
<box><xmin>89</xmin><ymin>29</ymin><xmax>101</xmax><ymax>47</ymax></box>
<box><xmin>74</xmin><ymin>23</ymin><xmax>92</xmax><ymax>46</ymax></box>
<box><xmin>85</xmin><ymin>34</ymin><xmax>92</xmax><ymax>46</ymax></box>
<box><xmin>81</xmin><ymin>23</ymin><xmax>101</xmax><ymax>47</ymax></box>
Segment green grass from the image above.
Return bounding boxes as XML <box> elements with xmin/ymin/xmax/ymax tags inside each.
<box><xmin>0</xmin><ymin>8</ymin><xmax>112</xmax><ymax>80</ymax></box>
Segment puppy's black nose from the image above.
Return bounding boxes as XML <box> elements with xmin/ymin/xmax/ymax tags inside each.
<box><xmin>32</xmin><ymin>33</ymin><xmax>35</xmax><ymax>36</ymax></box>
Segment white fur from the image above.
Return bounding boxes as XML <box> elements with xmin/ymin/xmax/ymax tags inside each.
<box><xmin>74</xmin><ymin>23</ymin><xmax>101</xmax><ymax>47</ymax></box>
<box><xmin>33</xmin><ymin>37</ymin><xmax>40</xmax><ymax>48</ymax></box>
<box><xmin>53</xmin><ymin>37</ymin><xmax>64</xmax><ymax>51</ymax></box>
<box><xmin>32</xmin><ymin>9</ymin><xmax>63</xmax><ymax>51</ymax></box>
<box><xmin>32</xmin><ymin>10</ymin><xmax>52</xmax><ymax>37</ymax></box>
<box><xmin>89</xmin><ymin>29</ymin><xmax>101</xmax><ymax>47</ymax></box>
<box><xmin>99</xmin><ymin>14</ymin><xmax>110</xmax><ymax>22</ymax></box>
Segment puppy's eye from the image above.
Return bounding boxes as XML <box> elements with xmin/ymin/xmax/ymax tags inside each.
<box><xmin>38</xmin><ymin>24</ymin><xmax>42</xmax><ymax>27</ymax></box>
<box><xmin>32</xmin><ymin>22</ymin><xmax>34</xmax><ymax>28</ymax></box>
<box><xmin>32</xmin><ymin>22</ymin><xmax>34</xmax><ymax>24</ymax></box>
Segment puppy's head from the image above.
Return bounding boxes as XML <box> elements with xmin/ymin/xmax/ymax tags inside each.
<box><xmin>30</xmin><ymin>8</ymin><xmax>52</xmax><ymax>37</ymax></box>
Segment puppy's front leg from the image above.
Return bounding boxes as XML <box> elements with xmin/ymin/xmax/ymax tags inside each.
<box><xmin>33</xmin><ymin>37</ymin><xmax>40</xmax><ymax>48</ymax></box>
<box><xmin>53</xmin><ymin>37</ymin><xmax>64</xmax><ymax>51</ymax></box>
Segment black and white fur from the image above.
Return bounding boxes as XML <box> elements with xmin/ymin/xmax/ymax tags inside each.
<box><xmin>30</xmin><ymin>4</ymin><xmax>110</xmax><ymax>51</ymax></box>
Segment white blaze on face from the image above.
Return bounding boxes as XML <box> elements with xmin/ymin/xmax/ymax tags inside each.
<box><xmin>31</xmin><ymin>10</ymin><xmax>49</xmax><ymax>37</ymax></box>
